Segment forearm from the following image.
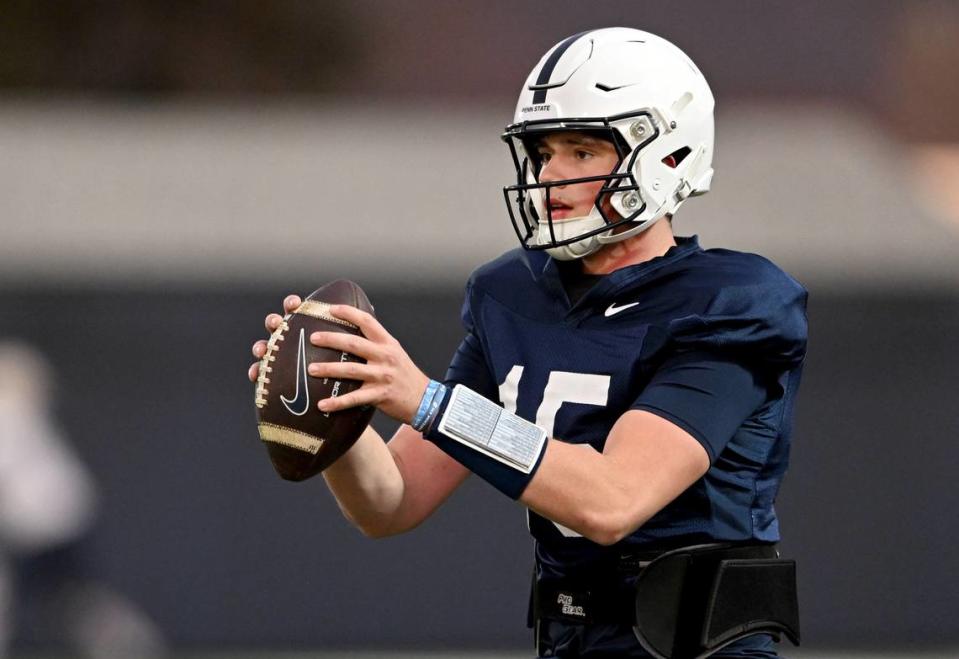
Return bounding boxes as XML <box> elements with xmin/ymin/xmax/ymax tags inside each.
<box><xmin>521</xmin><ymin>440</ymin><xmax>635</xmax><ymax>545</ymax></box>
<box><xmin>523</xmin><ymin>412</ymin><xmax>711</xmax><ymax>545</ymax></box>
<box><xmin>322</xmin><ymin>423</ymin><xmax>471</xmax><ymax>538</ymax></box>
<box><xmin>321</xmin><ymin>425</ymin><xmax>406</xmax><ymax>537</ymax></box>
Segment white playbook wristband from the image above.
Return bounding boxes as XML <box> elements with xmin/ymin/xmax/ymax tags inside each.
<box><xmin>436</xmin><ymin>384</ymin><xmax>548</xmax><ymax>474</ymax></box>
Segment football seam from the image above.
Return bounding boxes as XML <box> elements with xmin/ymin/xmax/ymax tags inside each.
<box><xmin>295</xmin><ymin>300</ymin><xmax>360</xmax><ymax>329</ymax></box>
<box><xmin>254</xmin><ymin>318</ymin><xmax>289</xmax><ymax>408</ymax></box>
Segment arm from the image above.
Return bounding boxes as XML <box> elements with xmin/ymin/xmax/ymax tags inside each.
<box><xmin>522</xmin><ymin>349</ymin><xmax>769</xmax><ymax>545</ymax></box>
<box><xmin>250</xmin><ymin>296</ymin><xmax>469</xmax><ymax>539</ymax></box>
<box><xmin>307</xmin><ymin>305</ymin><xmax>725</xmax><ymax>546</ymax></box>
<box><xmin>520</xmin><ymin>411</ymin><xmax>708</xmax><ymax>545</ymax></box>
<box><xmin>325</xmin><ymin>412</ymin><xmax>700</xmax><ymax>545</ymax></box>
<box><xmin>321</xmin><ymin>423</ymin><xmax>469</xmax><ymax>537</ymax></box>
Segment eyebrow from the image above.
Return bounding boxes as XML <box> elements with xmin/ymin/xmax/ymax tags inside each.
<box><xmin>535</xmin><ymin>134</ymin><xmax>604</xmax><ymax>150</ymax></box>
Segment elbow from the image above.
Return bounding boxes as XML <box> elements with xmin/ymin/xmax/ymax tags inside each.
<box><xmin>337</xmin><ymin>507</ymin><xmax>397</xmax><ymax>540</ymax></box>
<box><xmin>351</xmin><ymin>513</ymin><xmax>417</xmax><ymax>540</ymax></box>
<box><xmin>578</xmin><ymin>506</ymin><xmax>649</xmax><ymax>547</ymax></box>
<box><xmin>582</xmin><ymin>519</ymin><xmax>632</xmax><ymax>547</ymax></box>
<box><xmin>580</xmin><ymin>515</ymin><xmax>632</xmax><ymax>547</ymax></box>
<box><xmin>352</xmin><ymin>516</ymin><xmax>403</xmax><ymax>539</ymax></box>
<box><xmin>357</xmin><ymin>523</ymin><xmax>396</xmax><ymax>540</ymax></box>
<box><xmin>590</xmin><ymin>529</ymin><xmax>628</xmax><ymax>547</ymax></box>
<box><xmin>333</xmin><ymin>494</ymin><xmax>412</xmax><ymax>540</ymax></box>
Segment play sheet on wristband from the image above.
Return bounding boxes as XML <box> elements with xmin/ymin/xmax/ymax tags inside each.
<box><xmin>439</xmin><ymin>385</ymin><xmax>547</xmax><ymax>473</ymax></box>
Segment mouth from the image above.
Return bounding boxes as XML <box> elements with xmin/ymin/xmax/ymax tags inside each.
<box><xmin>547</xmin><ymin>200</ymin><xmax>574</xmax><ymax>219</ymax></box>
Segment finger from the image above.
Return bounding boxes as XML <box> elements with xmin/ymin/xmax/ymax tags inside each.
<box><xmin>309</xmin><ymin>330</ymin><xmax>384</xmax><ymax>361</ymax></box>
<box><xmin>248</xmin><ymin>361</ymin><xmax>260</xmax><ymax>382</ymax></box>
<box><xmin>265</xmin><ymin>313</ymin><xmax>285</xmax><ymax>333</ymax></box>
<box><xmin>283</xmin><ymin>295</ymin><xmax>302</xmax><ymax>314</ymax></box>
<box><xmin>328</xmin><ymin>305</ymin><xmax>395</xmax><ymax>344</ymax></box>
<box><xmin>308</xmin><ymin>360</ymin><xmax>378</xmax><ymax>382</ymax></box>
<box><xmin>252</xmin><ymin>340</ymin><xmax>268</xmax><ymax>358</ymax></box>
<box><xmin>318</xmin><ymin>386</ymin><xmax>381</xmax><ymax>413</ymax></box>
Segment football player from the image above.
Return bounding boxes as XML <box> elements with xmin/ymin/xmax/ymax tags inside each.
<box><xmin>250</xmin><ymin>28</ymin><xmax>807</xmax><ymax>658</ymax></box>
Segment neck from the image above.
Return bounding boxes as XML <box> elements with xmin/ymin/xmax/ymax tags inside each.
<box><xmin>581</xmin><ymin>218</ymin><xmax>677</xmax><ymax>275</ymax></box>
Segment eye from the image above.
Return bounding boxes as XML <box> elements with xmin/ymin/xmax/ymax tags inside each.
<box><xmin>538</xmin><ymin>151</ymin><xmax>552</xmax><ymax>164</ymax></box>
<box><xmin>575</xmin><ymin>149</ymin><xmax>593</xmax><ymax>160</ymax></box>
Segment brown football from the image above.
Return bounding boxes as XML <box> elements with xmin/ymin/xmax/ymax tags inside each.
<box><xmin>254</xmin><ymin>280</ymin><xmax>375</xmax><ymax>481</ymax></box>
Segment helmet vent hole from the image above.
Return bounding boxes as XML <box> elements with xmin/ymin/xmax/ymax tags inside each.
<box><xmin>671</xmin><ymin>91</ymin><xmax>694</xmax><ymax>115</ymax></box>
<box><xmin>663</xmin><ymin>147</ymin><xmax>691</xmax><ymax>168</ymax></box>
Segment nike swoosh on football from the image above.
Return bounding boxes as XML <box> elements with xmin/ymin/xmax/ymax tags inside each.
<box><xmin>604</xmin><ymin>301</ymin><xmax>640</xmax><ymax>317</ymax></box>
<box><xmin>280</xmin><ymin>328</ymin><xmax>310</xmax><ymax>416</ymax></box>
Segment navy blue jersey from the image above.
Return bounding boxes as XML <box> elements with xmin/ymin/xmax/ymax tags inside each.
<box><xmin>443</xmin><ymin>236</ymin><xmax>808</xmax><ymax>578</ymax></box>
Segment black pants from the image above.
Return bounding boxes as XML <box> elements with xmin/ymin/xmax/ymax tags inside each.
<box><xmin>536</xmin><ymin>620</ymin><xmax>778</xmax><ymax>658</ymax></box>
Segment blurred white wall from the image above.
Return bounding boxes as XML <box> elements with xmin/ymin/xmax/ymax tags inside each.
<box><xmin>2</xmin><ymin>99</ymin><xmax>957</xmax><ymax>290</ymax></box>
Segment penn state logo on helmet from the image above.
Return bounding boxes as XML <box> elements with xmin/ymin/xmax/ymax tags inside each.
<box><xmin>501</xmin><ymin>28</ymin><xmax>715</xmax><ymax>260</ymax></box>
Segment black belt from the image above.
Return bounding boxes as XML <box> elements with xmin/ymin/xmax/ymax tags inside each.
<box><xmin>533</xmin><ymin>543</ymin><xmax>777</xmax><ymax>626</ymax></box>
<box><xmin>531</xmin><ymin>542</ymin><xmax>800</xmax><ymax>659</ymax></box>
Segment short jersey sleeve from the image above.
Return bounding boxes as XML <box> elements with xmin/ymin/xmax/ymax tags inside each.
<box><xmin>631</xmin><ymin>351</ymin><xmax>767</xmax><ymax>462</ymax></box>
<box><xmin>665</xmin><ymin>262</ymin><xmax>809</xmax><ymax>370</ymax></box>
<box><xmin>442</xmin><ymin>282</ymin><xmax>499</xmax><ymax>401</ymax></box>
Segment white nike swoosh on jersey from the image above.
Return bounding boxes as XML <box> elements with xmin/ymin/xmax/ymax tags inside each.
<box><xmin>604</xmin><ymin>301</ymin><xmax>640</xmax><ymax>317</ymax></box>
<box><xmin>280</xmin><ymin>328</ymin><xmax>310</xmax><ymax>416</ymax></box>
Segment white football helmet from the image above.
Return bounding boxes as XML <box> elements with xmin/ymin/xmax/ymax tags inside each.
<box><xmin>502</xmin><ymin>28</ymin><xmax>715</xmax><ymax>260</ymax></box>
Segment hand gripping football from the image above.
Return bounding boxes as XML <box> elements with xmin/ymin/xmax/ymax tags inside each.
<box><xmin>254</xmin><ymin>280</ymin><xmax>375</xmax><ymax>481</ymax></box>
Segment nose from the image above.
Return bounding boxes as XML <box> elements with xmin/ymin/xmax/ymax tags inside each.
<box><xmin>538</xmin><ymin>157</ymin><xmax>568</xmax><ymax>185</ymax></box>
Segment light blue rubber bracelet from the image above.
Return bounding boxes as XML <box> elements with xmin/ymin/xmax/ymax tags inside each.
<box><xmin>411</xmin><ymin>380</ymin><xmax>442</xmax><ymax>431</ymax></box>
<box><xmin>419</xmin><ymin>383</ymin><xmax>447</xmax><ymax>432</ymax></box>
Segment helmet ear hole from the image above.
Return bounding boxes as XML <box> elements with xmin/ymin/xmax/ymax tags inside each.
<box><xmin>662</xmin><ymin>146</ymin><xmax>692</xmax><ymax>168</ymax></box>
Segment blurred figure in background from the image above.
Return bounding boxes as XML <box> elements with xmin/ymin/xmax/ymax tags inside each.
<box><xmin>0</xmin><ymin>341</ymin><xmax>165</xmax><ymax>658</ymax></box>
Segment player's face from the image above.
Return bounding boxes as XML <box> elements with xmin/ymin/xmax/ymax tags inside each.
<box><xmin>534</xmin><ymin>131</ymin><xmax>620</xmax><ymax>220</ymax></box>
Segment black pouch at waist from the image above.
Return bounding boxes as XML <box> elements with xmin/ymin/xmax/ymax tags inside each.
<box><xmin>530</xmin><ymin>547</ymin><xmax>666</xmax><ymax>627</ymax></box>
<box><xmin>632</xmin><ymin>543</ymin><xmax>800</xmax><ymax>659</ymax></box>
<box><xmin>533</xmin><ymin>581</ymin><xmax>635</xmax><ymax>626</ymax></box>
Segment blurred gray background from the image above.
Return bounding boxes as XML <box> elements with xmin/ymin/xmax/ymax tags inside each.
<box><xmin>1</xmin><ymin>0</ymin><xmax>958</xmax><ymax>656</ymax></box>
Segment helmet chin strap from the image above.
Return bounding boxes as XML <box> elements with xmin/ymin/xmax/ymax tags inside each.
<box><xmin>533</xmin><ymin>214</ymin><xmax>605</xmax><ymax>261</ymax></box>
<box><xmin>533</xmin><ymin>209</ymin><xmax>666</xmax><ymax>261</ymax></box>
